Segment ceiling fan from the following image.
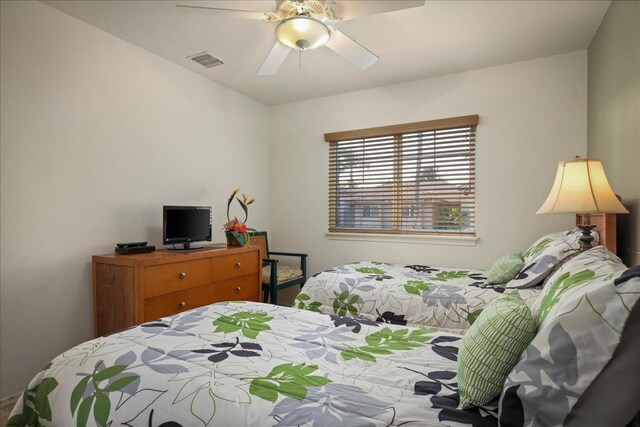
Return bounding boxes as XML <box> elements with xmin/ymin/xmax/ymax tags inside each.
<box><xmin>176</xmin><ymin>0</ymin><xmax>425</xmax><ymax>75</ymax></box>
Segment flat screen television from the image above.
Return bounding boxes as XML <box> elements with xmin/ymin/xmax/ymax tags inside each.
<box><xmin>163</xmin><ymin>206</ymin><xmax>212</xmax><ymax>250</ymax></box>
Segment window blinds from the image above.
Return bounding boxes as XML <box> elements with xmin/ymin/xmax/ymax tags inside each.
<box><xmin>325</xmin><ymin>115</ymin><xmax>478</xmax><ymax>236</ymax></box>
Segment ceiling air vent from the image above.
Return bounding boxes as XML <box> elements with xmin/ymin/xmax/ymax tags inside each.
<box><xmin>187</xmin><ymin>52</ymin><xmax>224</xmax><ymax>68</ymax></box>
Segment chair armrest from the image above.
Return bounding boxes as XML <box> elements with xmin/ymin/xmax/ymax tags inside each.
<box><xmin>269</xmin><ymin>251</ymin><xmax>308</xmax><ymax>258</ymax></box>
<box><xmin>263</xmin><ymin>258</ymin><xmax>279</xmax><ymax>267</ymax></box>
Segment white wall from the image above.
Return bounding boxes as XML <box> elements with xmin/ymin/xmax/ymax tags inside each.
<box><xmin>0</xmin><ymin>1</ymin><xmax>590</xmax><ymax>399</ymax></box>
<box><xmin>588</xmin><ymin>0</ymin><xmax>640</xmax><ymax>267</ymax></box>
<box><xmin>0</xmin><ymin>1</ymin><xmax>270</xmax><ymax>399</ymax></box>
<box><xmin>269</xmin><ymin>51</ymin><xmax>587</xmax><ymax>295</ymax></box>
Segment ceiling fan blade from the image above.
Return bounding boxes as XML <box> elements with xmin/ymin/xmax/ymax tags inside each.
<box><xmin>325</xmin><ymin>28</ymin><xmax>378</xmax><ymax>70</ymax></box>
<box><xmin>257</xmin><ymin>42</ymin><xmax>292</xmax><ymax>75</ymax></box>
<box><xmin>175</xmin><ymin>5</ymin><xmax>267</xmax><ymax>20</ymax></box>
<box><xmin>332</xmin><ymin>0</ymin><xmax>425</xmax><ymax>21</ymax></box>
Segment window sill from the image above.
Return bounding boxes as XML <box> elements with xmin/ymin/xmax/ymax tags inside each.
<box><xmin>325</xmin><ymin>232</ymin><xmax>479</xmax><ymax>246</ymax></box>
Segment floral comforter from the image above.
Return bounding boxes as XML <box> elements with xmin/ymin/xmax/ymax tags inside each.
<box><xmin>294</xmin><ymin>262</ymin><xmax>541</xmax><ymax>334</ymax></box>
<box><xmin>9</xmin><ymin>302</ymin><xmax>498</xmax><ymax>427</ymax></box>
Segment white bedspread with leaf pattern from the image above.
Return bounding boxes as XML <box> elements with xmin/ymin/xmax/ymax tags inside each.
<box><xmin>295</xmin><ymin>262</ymin><xmax>541</xmax><ymax>334</ymax></box>
<box><xmin>9</xmin><ymin>302</ymin><xmax>499</xmax><ymax>427</ymax></box>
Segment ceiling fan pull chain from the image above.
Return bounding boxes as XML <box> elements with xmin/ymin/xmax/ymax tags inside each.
<box><xmin>299</xmin><ymin>49</ymin><xmax>302</xmax><ymax>70</ymax></box>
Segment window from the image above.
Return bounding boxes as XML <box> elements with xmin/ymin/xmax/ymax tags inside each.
<box><xmin>362</xmin><ymin>205</ymin><xmax>381</xmax><ymax>217</ymax></box>
<box><xmin>325</xmin><ymin>115</ymin><xmax>478</xmax><ymax>236</ymax></box>
<box><xmin>401</xmin><ymin>204</ymin><xmax>420</xmax><ymax>218</ymax></box>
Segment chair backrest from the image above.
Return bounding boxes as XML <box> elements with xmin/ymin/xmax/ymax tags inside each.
<box><xmin>249</xmin><ymin>231</ymin><xmax>269</xmax><ymax>261</ymax></box>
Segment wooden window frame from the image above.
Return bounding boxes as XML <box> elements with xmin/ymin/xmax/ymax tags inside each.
<box><xmin>325</xmin><ymin>115</ymin><xmax>479</xmax><ymax>237</ymax></box>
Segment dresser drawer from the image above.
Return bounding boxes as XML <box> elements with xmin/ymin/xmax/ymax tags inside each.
<box><xmin>144</xmin><ymin>259</ymin><xmax>211</xmax><ymax>298</ymax></box>
<box><xmin>212</xmin><ymin>251</ymin><xmax>259</xmax><ymax>282</ymax></box>
<box><xmin>215</xmin><ymin>275</ymin><xmax>260</xmax><ymax>302</ymax></box>
<box><xmin>143</xmin><ymin>275</ymin><xmax>260</xmax><ymax>321</ymax></box>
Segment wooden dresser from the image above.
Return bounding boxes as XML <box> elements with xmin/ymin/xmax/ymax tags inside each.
<box><xmin>92</xmin><ymin>244</ymin><xmax>261</xmax><ymax>337</ymax></box>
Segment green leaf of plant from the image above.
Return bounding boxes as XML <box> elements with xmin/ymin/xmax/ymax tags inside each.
<box><xmin>249</xmin><ymin>379</ymin><xmax>279</xmax><ymax>403</ymax></box>
<box><xmin>409</xmin><ymin>328</ymin><xmax>433</xmax><ymax>339</ymax></box>
<box><xmin>308</xmin><ymin>302</ymin><xmax>322</xmax><ymax>312</ymax></box>
<box><xmin>537</xmin><ymin>269</ymin><xmax>597</xmax><ymax>324</ymax></box>
<box><xmin>103</xmin><ymin>374</ymin><xmax>139</xmax><ymax>393</ymax></box>
<box><xmin>34</xmin><ymin>377</ymin><xmax>58</xmax><ymax>422</ymax></box>
<box><xmin>214</xmin><ymin>323</ymin><xmax>240</xmax><ymax>334</ymax></box>
<box><xmin>19</xmin><ymin>393</ymin><xmax>39</xmax><ymax>426</ymax></box>
<box><xmin>71</xmin><ymin>376</ymin><xmax>91</xmax><ymax>416</ymax></box>
<box><xmin>76</xmin><ymin>394</ymin><xmax>94</xmax><ymax>427</ymax></box>
<box><xmin>24</xmin><ymin>406</ymin><xmax>38</xmax><ymax>426</ymax></box>
<box><xmin>250</xmin><ymin>322</ymin><xmax>272</xmax><ymax>332</ymax></box>
<box><xmin>341</xmin><ymin>348</ymin><xmax>376</xmax><ymax>362</ymax></box>
<box><xmin>365</xmin><ymin>332</ymin><xmax>384</xmax><ymax>346</ymax></box>
<box><xmin>405</xmin><ymin>280</ymin><xmax>430</xmax><ymax>294</ymax></box>
<box><xmin>344</xmin><ymin>327</ymin><xmax>430</xmax><ymax>362</ymax></box>
<box><xmin>332</xmin><ymin>298</ymin><xmax>340</xmax><ymax>313</ymax></box>
<box><xmin>468</xmin><ymin>309</ymin><xmax>483</xmax><ymax>325</ymax></box>
<box><xmin>249</xmin><ymin>363</ymin><xmax>332</xmax><ymax>403</ymax></box>
<box><xmin>524</xmin><ymin>238</ymin><xmax>553</xmax><ymax>258</ymax></box>
<box><xmin>297</xmin><ymin>293</ymin><xmax>310</xmax><ymax>301</ymax></box>
<box><xmin>94</xmin><ymin>365</ymin><xmax>127</xmax><ymax>382</ymax></box>
<box><xmin>93</xmin><ymin>393</ymin><xmax>110</xmax><ymax>427</ymax></box>
<box><xmin>359</xmin><ymin>346</ymin><xmax>393</xmax><ymax>355</ymax></box>
<box><xmin>213</xmin><ymin>312</ymin><xmax>273</xmax><ymax>339</ymax></box>
<box><xmin>391</xmin><ymin>328</ymin><xmax>409</xmax><ymax>338</ymax></box>
<box><xmin>355</xmin><ymin>267</ymin><xmax>385</xmax><ymax>275</ymax></box>
<box><xmin>432</xmin><ymin>271</ymin><xmax>470</xmax><ymax>281</ymax></box>
<box><xmin>276</xmin><ymin>382</ymin><xmax>308</xmax><ymax>401</ymax></box>
<box><xmin>236</xmin><ymin>197</ymin><xmax>249</xmax><ymax>222</ymax></box>
<box><xmin>6</xmin><ymin>414</ymin><xmax>24</xmax><ymax>427</ymax></box>
<box><xmin>347</xmin><ymin>305</ymin><xmax>358</xmax><ymax>316</ymax></box>
<box><xmin>404</xmin><ymin>285</ymin><xmax>419</xmax><ymax>295</ymax></box>
<box><xmin>242</xmin><ymin>327</ymin><xmax>258</xmax><ymax>339</ymax></box>
<box><xmin>305</xmin><ymin>375</ymin><xmax>331</xmax><ymax>387</ymax></box>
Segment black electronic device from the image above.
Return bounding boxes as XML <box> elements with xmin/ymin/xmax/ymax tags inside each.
<box><xmin>163</xmin><ymin>206</ymin><xmax>212</xmax><ymax>250</ymax></box>
<box><xmin>115</xmin><ymin>244</ymin><xmax>155</xmax><ymax>255</ymax></box>
<box><xmin>116</xmin><ymin>241</ymin><xmax>148</xmax><ymax>248</ymax></box>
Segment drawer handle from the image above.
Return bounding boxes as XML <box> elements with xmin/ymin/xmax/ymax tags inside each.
<box><xmin>178</xmin><ymin>301</ymin><xmax>187</xmax><ymax>309</ymax></box>
<box><xmin>235</xmin><ymin>262</ymin><xmax>241</xmax><ymax>269</ymax></box>
<box><xmin>235</xmin><ymin>286</ymin><xmax>241</xmax><ymax>293</ymax></box>
<box><xmin>179</xmin><ymin>272</ymin><xmax>187</xmax><ymax>280</ymax></box>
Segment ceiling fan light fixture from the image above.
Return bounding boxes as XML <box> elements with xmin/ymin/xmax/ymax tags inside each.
<box><xmin>275</xmin><ymin>16</ymin><xmax>330</xmax><ymax>50</ymax></box>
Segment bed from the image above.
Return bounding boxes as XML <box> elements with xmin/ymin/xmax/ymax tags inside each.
<box><xmin>294</xmin><ymin>262</ymin><xmax>541</xmax><ymax>334</ymax></box>
<box><xmin>295</xmin><ymin>218</ymin><xmax>616</xmax><ymax>334</ymax></box>
<box><xmin>8</xmin><ymin>301</ymin><xmax>498</xmax><ymax>427</ymax></box>
<box><xmin>9</xmin><ymin>247</ymin><xmax>638</xmax><ymax>427</ymax></box>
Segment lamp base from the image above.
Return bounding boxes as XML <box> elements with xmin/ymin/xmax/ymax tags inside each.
<box><xmin>577</xmin><ymin>224</ymin><xmax>597</xmax><ymax>251</ymax></box>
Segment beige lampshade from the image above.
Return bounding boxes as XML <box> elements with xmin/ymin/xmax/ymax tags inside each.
<box><xmin>537</xmin><ymin>158</ymin><xmax>628</xmax><ymax>214</ymax></box>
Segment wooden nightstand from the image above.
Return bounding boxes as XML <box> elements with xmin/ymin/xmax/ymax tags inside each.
<box><xmin>92</xmin><ymin>244</ymin><xmax>261</xmax><ymax>337</ymax></box>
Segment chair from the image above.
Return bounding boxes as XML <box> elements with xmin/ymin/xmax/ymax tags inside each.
<box><xmin>249</xmin><ymin>231</ymin><xmax>307</xmax><ymax>305</ymax></box>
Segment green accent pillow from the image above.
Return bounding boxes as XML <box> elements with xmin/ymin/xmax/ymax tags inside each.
<box><xmin>458</xmin><ymin>292</ymin><xmax>536</xmax><ymax>409</ymax></box>
<box><xmin>486</xmin><ymin>253</ymin><xmax>525</xmax><ymax>285</ymax></box>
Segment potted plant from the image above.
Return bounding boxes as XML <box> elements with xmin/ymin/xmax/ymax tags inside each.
<box><xmin>224</xmin><ymin>188</ymin><xmax>255</xmax><ymax>247</ymax></box>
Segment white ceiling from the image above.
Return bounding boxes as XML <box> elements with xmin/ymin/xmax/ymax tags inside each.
<box><xmin>43</xmin><ymin>0</ymin><xmax>610</xmax><ymax>106</ymax></box>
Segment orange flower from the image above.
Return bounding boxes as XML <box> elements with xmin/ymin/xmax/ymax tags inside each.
<box><xmin>233</xmin><ymin>223</ymin><xmax>247</xmax><ymax>233</ymax></box>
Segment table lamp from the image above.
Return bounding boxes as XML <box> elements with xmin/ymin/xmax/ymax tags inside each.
<box><xmin>537</xmin><ymin>156</ymin><xmax>628</xmax><ymax>250</ymax></box>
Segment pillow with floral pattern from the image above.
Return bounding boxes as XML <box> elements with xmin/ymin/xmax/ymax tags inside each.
<box><xmin>532</xmin><ymin>245</ymin><xmax>626</xmax><ymax>327</ymax></box>
<box><xmin>498</xmin><ymin>250</ymin><xmax>633</xmax><ymax>427</ymax></box>
<box><xmin>505</xmin><ymin>229</ymin><xmax>597</xmax><ymax>289</ymax></box>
